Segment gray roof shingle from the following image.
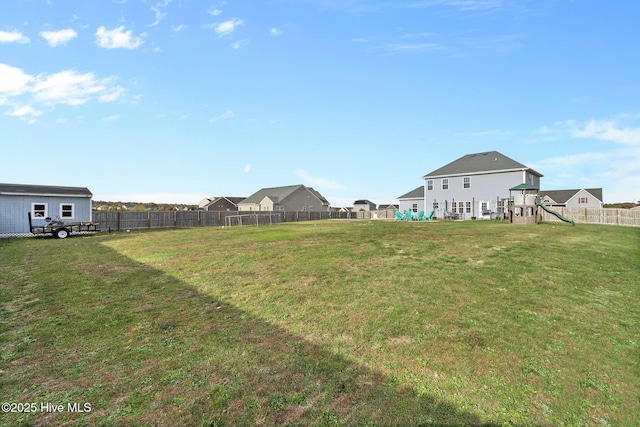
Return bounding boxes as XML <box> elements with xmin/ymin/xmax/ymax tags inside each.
<box><xmin>0</xmin><ymin>183</ymin><xmax>92</xmax><ymax>197</ymax></box>
<box><xmin>423</xmin><ymin>151</ymin><xmax>542</xmax><ymax>178</ymax></box>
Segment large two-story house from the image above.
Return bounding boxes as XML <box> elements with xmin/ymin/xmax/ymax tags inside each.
<box><xmin>421</xmin><ymin>151</ymin><xmax>543</xmax><ymax>219</ymax></box>
<box><xmin>237</xmin><ymin>184</ymin><xmax>330</xmax><ymax>212</ymax></box>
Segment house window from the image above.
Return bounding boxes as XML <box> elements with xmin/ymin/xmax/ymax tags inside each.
<box><xmin>263</xmin><ymin>206</ymin><xmax>270</xmax><ymax>211</ymax></box>
<box><xmin>32</xmin><ymin>203</ymin><xmax>48</xmax><ymax>218</ymax></box>
<box><xmin>465</xmin><ymin>201</ymin><xmax>471</xmax><ymax>214</ymax></box>
<box><xmin>276</xmin><ymin>205</ymin><xmax>285</xmax><ymax>211</ymax></box>
<box><xmin>60</xmin><ymin>203</ymin><xmax>74</xmax><ymax>219</ymax></box>
<box><xmin>481</xmin><ymin>202</ymin><xmax>488</xmax><ymax>212</ymax></box>
<box><xmin>463</xmin><ymin>177</ymin><xmax>470</xmax><ymax>189</ymax></box>
<box><xmin>427</xmin><ymin>180</ymin><xmax>433</xmax><ymax>191</ymax></box>
<box><xmin>458</xmin><ymin>202</ymin><xmax>464</xmax><ymax>214</ymax></box>
<box><xmin>432</xmin><ymin>201</ymin><xmax>439</xmax><ymax>210</ymax></box>
<box><xmin>412</xmin><ymin>203</ymin><xmax>418</xmax><ymax>213</ymax></box>
<box><xmin>442</xmin><ymin>179</ymin><xmax>449</xmax><ymax>190</ymax></box>
<box><xmin>578</xmin><ymin>197</ymin><xmax>588</xmax><ymax>204</ymax></box>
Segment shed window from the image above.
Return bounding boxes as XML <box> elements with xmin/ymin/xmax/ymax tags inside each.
<box><xmin>32</xmin><ymin>203</ymin><xmax>48</xmax><ymax>218</ymax></box>
<box><xmin>61</xmin><ymin>203</ymin><xmax>74</xmax><ymax>219</ymax></box>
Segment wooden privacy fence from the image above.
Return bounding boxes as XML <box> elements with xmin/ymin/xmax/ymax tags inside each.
<box><xmin>91</xmin><ymin>210</ymin><xmax>356</xmax><ymax>231</ymax></box>
<box><xmin>539</xmin><ymin>207</ymin><xmax>640</xmax><ymax>227</ymax></box>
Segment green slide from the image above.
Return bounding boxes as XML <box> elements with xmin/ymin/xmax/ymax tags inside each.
<box><xmin>537</xmin><ymin>202</ymin><xmax>575</xmax><ymax>226</ymax></box>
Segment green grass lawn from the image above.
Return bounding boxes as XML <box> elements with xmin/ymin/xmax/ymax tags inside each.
<box><xmin>1</xmin><ymin>220</ymin><xmax>638</xmax><ymax>426</ymax></box>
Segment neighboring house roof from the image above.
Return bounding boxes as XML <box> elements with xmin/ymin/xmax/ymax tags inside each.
<box><xmin>379</xmin><ymin>204</ymin><xmax>399</xmax><ymax>210</ymax></box>
<box><xmin>201</xmin><ymin>196</ymin><xmax>246</xmax><ymax>210</ymax></box>
<box><xmin>0</xmin><ymin>183</ymin><xmax>92</xmax><ymax>197</ymax></box>
<box><xmin>540</xmin><ymin>188</ymin><xmax>603</xmax><ymax>204</ymax></box>
<box><xmin>240</xmin><ymin>184</ymin><xmax>329</xmax><ymax>206</ymax></box>
<box><xmin>398</xmin><ymin>186</ymin><xmax>424</xmax><ymax>199</ymax></box>
<box><xmin>423</xmin><ymin>151</ymin><xmax>543</xmax><ymax>178</ymax></box>
<box><xmin>354</xmin><ymin>199</ymin><xmax>375</xmax><ymax>205</ymax></box>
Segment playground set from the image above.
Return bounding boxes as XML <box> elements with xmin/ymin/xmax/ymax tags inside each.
<box><xmin>507</xmin><ymin>184</ymin><xmax>575</xmax><ymax>226</ymax></box>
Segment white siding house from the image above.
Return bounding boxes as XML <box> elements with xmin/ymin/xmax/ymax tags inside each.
<box><xmin>0</xmin><ymin>183</ymin><xmax>93</xmax><ymax>234</ymax></box>
<box><xmin>237</xmin><ymin>184</ymin><xmax>330</xmax><ymax>212</ymax></box>
<box><xmin>398</xmin><ymin>186</ymin><xmax>424</xmax><ymax>213</ymax></box>
<box><xmin>423</xmin><ymin>151</ymin><xmax>543</xmax><ymax>219</ymax></box>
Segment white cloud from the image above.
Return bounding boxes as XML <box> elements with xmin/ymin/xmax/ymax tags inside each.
<box><xmin>231</xmin><ymin>39</ymin><xmax>248</xmax><ymax>49</ymax></box>
<box><xmin>95</xmin><ymin>26</ymin><xmax>145</xmax><ymax>49</ymax></box>
<box><xmin>0</xmin><ymin>64</ymin><xmax>34</xmax><ymax>95</ymax></box>
<box><xmin>171</xmin><ymin>24</ymin><xmax>186</xmax><ymax>33</ymax></box>
<box><xmin>0</xmin><ymin>30</ymin><xmax>30</xmax><ymax>43</ymax></box>
<box><xmin>5</xmin><ymin>105</ymin><xmax>42</xmax><ymax>121</ymax></box>
<box><xmin>295</xmin><ymin>170</ymin><xmax>345</xmax><ymax>190</ymax></box>
<box><xmin>149</xmin><ymin>0</ymin><xmax>172</xmax><ymax>27</ymax></box>
<box><xmin>208</xmin><ymin>8</ymin><xmax>222</xmax><ymax>16</ymax></box>
<box><xmin>209</xmin><ymin>110</ymin><xmax>235</xmax><ymax>123</ymax></box>
<box><xmin>270</xmin><ymin>27</ymin><xmax>283</xmax><ymax>36</ymax></box>
<box><xmin>32</xmin><ymin>70</ymin><xmax>114</xmax><ymax>106</ymax></box>
<box><xmin>532</xmin><ymin>115</ymin><xmax>640</xmax><ymax>202</ymax></box>
<box><xmin>39</xmin><ymin>28</ymin><xmax>78</xmax><ymax>47</ymax></box>
<box><xmin>557</xmin><ymin>117</ymin><xmax>640</xmax><ymax>146</ymax></box>
<box><xmin>244</xmin><ymin>164</ymin><xmax>251</xmax><ymax>173</ymax></box>
<box><xmin>213</xmin><ymin>18</ymin><xmax>243</xmax><ymax>36</ymax></box>
<box><xmin>0</xmin><ymin>63</ymin><xmax>124</xmax><ymax>119</ymax></box>
<box><xmin>102</xmin><ymin>114</ymin><xmax>120</xmax><ymax>122</ymax></box>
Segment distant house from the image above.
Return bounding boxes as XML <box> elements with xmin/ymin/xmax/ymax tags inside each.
<box><xmin>398</xmin><ymin>186</ymin><xmax>424</xmax><ymax>213</ymax></box>
<box><xmin>539</xmin><ymin>188</ymin><xmax>603</xmax><ymax>208</ymax></box>
<box><xmin>0</xmin><ymin>183</ymin><xmax>93</xmax><ymax>234</ymax></box>
<box><xmin>237</xmin><ymin>184</ymin><xmax>330</xmax><ymax>212</ymax></box>
<box><xmin>353</xmin><ymin>199</ymin><xmax>376</xmax><ymax>211</ymax></box>
<box><xmin>200</xmin><ymin>196</ymin><xmax>246</xmax><ymax>211</ymax></box>
<box><xmin>378</xmin><ymin>204</ymin><xmax>399</xmax><ymax>211</ymax></box>
<box><xmin>422</xmin><ymin>151</ymin><xmax>543</xmax><ymax>219</ymax></box>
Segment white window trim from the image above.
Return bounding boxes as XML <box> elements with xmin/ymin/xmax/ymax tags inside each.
<box><xmin>31</xmin><ymin>202</ymin><xmax>48</xmax><ymax>218</ymax></box>
<box><xmin>60</xmin><ymin>203</ymin><xmax>75</xmax><ymax>219</ymax></box>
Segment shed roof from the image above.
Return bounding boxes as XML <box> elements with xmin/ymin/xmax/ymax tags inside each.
<box><xmin>0</xmin><ymin>183</ymin><xmax>92</xmax><ymax>197</ymax></box>
<box><xmin>423</xmin><ymin>151</ymin><xmax>543</xmax><ymax>178</ymax></box>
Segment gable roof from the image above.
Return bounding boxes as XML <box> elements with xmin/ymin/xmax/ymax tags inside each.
<box><xmin>423</xmin><ymin>151</ymin><xmax>543</xmax><ymax>178</ymax></box>
<box><xmin>398</xmin><ymin>186</ymin><xmax>424</xmax><ymax>199</ymax></box>
<box><xmin>540</xmin><ymin>188</ymin><xmax>603</xmax><ymax>204</ymax></box>
<box><xmin>240</xmin><ymin>184</ymin><xmax>329</xmax><ymax>206</ymax></box>
<box><xmin>0</xmin><ymin>183</ymin><xmax>92</xmax><ymax>197</ymax></box>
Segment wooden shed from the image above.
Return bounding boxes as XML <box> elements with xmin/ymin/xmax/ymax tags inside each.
<box><xmin>0</xmin><ymin>183</ymin><xmax>93</xmax><ymax>235</ymax></box>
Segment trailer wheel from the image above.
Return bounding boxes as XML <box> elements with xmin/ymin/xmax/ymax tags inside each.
<box><xmin>54</xmin><ymin>228</ymin><xmax>70</xmax><ymax>239</ymax></box>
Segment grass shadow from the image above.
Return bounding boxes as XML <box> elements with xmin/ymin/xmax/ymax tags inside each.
<box><xmin>0</xmin><ymin>234</ymin><xmax>497</xmax><ymax>426</ymax></box>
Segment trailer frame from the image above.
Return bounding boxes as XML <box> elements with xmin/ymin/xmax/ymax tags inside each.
<box><xmin>28</xmin><ymin>213</ymin><xmax>100</xmax><ymax>238</ymax></box>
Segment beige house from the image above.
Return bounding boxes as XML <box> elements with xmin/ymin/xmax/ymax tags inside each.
<box><xmin>237</xmin><ymin>184</ymin><xmax>330</xmax><ymax>212</ymax></box>
<box><xmin>539</xmin><ymin>188</ymin><xmax>603</xmax><ymax>208</ymax></box>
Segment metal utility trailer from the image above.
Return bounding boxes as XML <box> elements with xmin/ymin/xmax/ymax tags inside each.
<box><xmin>28</xmin><ymin>213</ymin><xmax>100</xmax><ymax>238</ymax></box>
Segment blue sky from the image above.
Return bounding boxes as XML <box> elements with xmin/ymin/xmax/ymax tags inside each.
<box><xmin>1</xmin><ymin>0</ymin><xmax>639</xmax><ymax>206</ymax></box>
